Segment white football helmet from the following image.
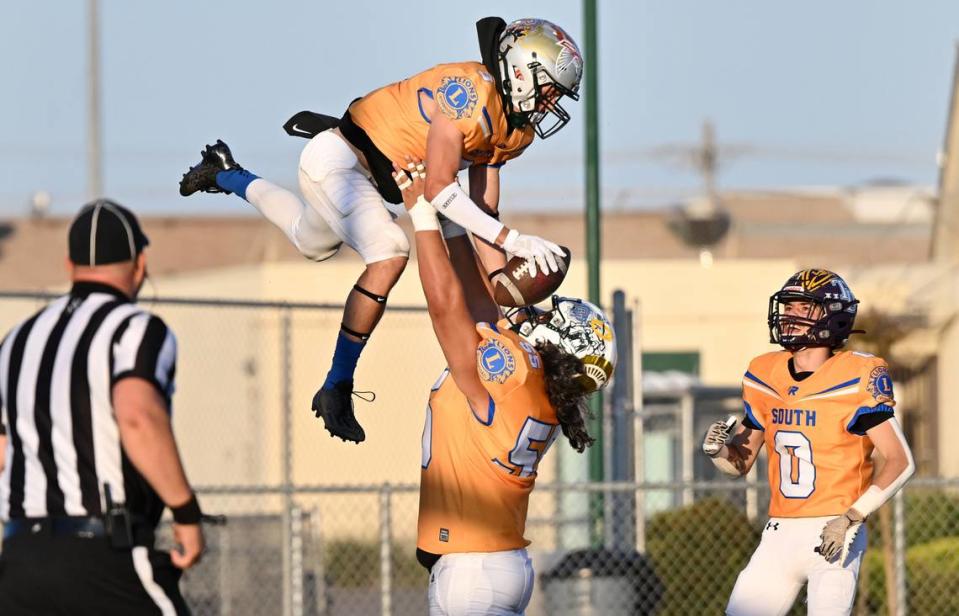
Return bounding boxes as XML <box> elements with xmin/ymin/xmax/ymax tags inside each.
<box><xmin>509</xmin><ymin>296</ymin><xmax>616</xmax><ymax>392</ymax></box>
<box><xmin>497</xmin><ymin>18</ymin><xmax>584</xmax><ymax>138</ymax></box>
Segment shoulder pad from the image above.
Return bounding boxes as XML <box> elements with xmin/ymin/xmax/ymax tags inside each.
<box><xmin>746</xmin><ymin>351</ymin><xmax>784</xmax><ymax>375</ymax></box>
<box><xmin>436</xmin><ymin>74</ymin><xmax>484</xmax><ymax>121</ymax></box>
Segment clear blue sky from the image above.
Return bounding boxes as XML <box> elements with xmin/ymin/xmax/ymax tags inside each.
<box><xmin>1</xmin><ymin>0</ymin><xmax>957</xmax><ymax>216</ymax></box>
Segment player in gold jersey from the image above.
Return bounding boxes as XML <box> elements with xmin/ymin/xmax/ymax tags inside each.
<box><xmin>703</xmin><ymin>269</ymin><xmax>915</xmax><ymax>616</ymax></box>
<box><xmin>391</xmin><ymin>161</ymin><xmax>616</xmax><ymax>615</ymax></box>
<box><xmin>178</xmin><ymin>18</ymin><xmax>578</xmax><ymax>444</ymax></box>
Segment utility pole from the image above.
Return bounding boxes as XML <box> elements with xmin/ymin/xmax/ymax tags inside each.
<box><xmin>932</xmin><ymin>43</ymin><xmax>959</xmax><ymax>261</ymax></box>
<box><xmin>698</xmin><ymin>120</ymin><xmax>719</xmax><ymax>203</ymax></box>
<box><xmin>583</xmin><ymin>0</ymin><xmax>604</xmax><ymax>543</ymax></box>
<box><xmin>666</xmin><ymin>120</ymin><xmax>731</xmax><ymax>266</ymax></box>
<box><xmin>558</xmin><ymin>0</ymin><xmax>603</xmax><ymax>550</ymax></box>
<box><xmin>87</xmin><ymin>0</ymin><xmax>103</xmax><ymax>199</ymax></box>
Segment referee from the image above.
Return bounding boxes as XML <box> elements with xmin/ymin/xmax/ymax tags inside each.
<box><xmin>0</xmin><ymin>200</ymin><xmax>202</xmax><ymax>615</ymax></box>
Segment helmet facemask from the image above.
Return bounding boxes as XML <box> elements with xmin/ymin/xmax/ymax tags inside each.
<box><xmin>529</xmin><ymin>66</ymin><xmax>579</xmax><ymax>139</ymax></box>
<box><xmin>768</xmin><ymin>291</ymin><xmax>859</xmax><ymax>350</ymax></box>
<box><xmin>515</xmin><ymin>65</ymin><xmax>579</xmax><ymax>138</ymax></box>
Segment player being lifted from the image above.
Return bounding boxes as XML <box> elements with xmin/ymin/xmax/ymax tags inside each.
<box><xmin>177</xmin><ymin>18</ymin><xmax>575</xmax><ymax>443</ymax></box>
<box><xmin>391</xmin><ymin>159</ymin><xmax>616</xmax><ymax>615</ymax></box>
<box><xmin>703</xmin><ymin>269</ymin><xmax>915</xmax><ymax>616</ymax></box>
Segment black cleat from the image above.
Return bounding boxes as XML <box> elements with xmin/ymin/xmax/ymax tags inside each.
<box><xmin>311</xmin><ymin>380</ymin><xmax>375</xmax><ymax>444</ymax></box>
<box><xmin>179</xmin><ymin>139</ymin><xmax>243</xmax><ymax>197</ymax></box>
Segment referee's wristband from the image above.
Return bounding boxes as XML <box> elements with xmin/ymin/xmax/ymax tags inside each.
<box><xmin>170</xmin><ymin>493</ymin><xmax>202</xmax><ymax>525</ymax></box>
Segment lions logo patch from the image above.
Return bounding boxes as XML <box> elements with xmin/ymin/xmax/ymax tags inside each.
<box><xmin>437</xmin><ymin>76</ymin><xmax>479</xmax><ymax>120</ymax></box>
<box><xmin>478</xmin><ymin>339</ymin><xmax>516</xmax><ymax>384</ymax></box>
<box><xmin>867</xmin><ymin>366</ymin><xmax>895</xmax><ymax>404</ymax></box>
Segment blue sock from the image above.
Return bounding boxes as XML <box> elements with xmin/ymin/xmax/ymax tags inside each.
<box><xmin>216</xmin><ymin>169</ymin><xmax>260</xmax><ymax>200</ymax></box>
<box><xmin>323</xmin><ymin>331</ymin><xmax>366</xmax><ymax>389</ymax></box>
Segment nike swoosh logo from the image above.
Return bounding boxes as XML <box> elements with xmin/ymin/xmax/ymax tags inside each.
<box><xmin>290</xmin><ymin>123</ymin><xmax>311</xmax><ymax>135</ymax></box>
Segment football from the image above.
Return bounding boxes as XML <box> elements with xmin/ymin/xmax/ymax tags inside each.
<box><xmin>490</xmin><ymin>247</ymin><xmax>572</xmax><ymax>307</ymax></box>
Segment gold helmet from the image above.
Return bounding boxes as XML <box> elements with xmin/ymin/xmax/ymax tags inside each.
<box><xmin>497</xmin><ymin>19</ymin><xmax>583</xmax><ymax>138</ymax></box>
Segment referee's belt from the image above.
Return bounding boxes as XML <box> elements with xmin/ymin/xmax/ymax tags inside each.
<box><xmin>2</xmin><ymin>515</ymin><xmax>146</xmax><ymax>541</ymax></box>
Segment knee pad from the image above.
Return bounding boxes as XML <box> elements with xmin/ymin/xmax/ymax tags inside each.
<box><xmin>359</xmin><ymin>221</ymin><xmax>410</xmax><ymax>264</ymax></box>
<box><xmin>295</xmin><ymin>240</ymin><xmax>341</xmax><ymax>262</ymax></box>
<box><xmin>291</xmin><ymin>211</ymin><xmax>343</xmax><ymax>262</ymax></box>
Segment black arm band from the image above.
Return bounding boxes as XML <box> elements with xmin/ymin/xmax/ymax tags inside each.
<box><xmin>171</xmin><ymin>493</ymin><xmax>202</xmax><ymax>524</ymax></box>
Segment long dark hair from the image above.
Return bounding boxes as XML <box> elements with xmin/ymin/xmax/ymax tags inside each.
<box><xmin>535</xmin><ymin>341</ymin><xmax>595</xmax><ymax>453</ymax></box>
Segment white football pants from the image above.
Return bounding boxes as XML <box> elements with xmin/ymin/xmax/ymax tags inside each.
<box><xmin>428</xmin><ymin>549</ymin><xmax>535</xmax><ymax>616</ymax></box>
<box><xmin>727</xmin><ymin>516</ymin><xmax>868</xmax><ymax>616</ymax></box>
<box><xmin>245</xmin><ymin>130</ymin><xmax>409</xmax><ymax>264</ymax></box>
<box><xmin>296</xmin><ymin>130</ymin><xmax>409</xmax><ymax>264</ymax></box>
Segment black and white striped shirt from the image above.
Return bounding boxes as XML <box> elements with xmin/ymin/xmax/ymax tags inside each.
<box><xmin>0</xmin><ymin>281</ymin><xmax>176</xmax><ymax>523</ymax></box>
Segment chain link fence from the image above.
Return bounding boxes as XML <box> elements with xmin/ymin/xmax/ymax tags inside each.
<box><xmin>148</xmin><ymin>478</ymin><xmax>959</xmax><ymax>616</ymax></box>
<box><xmin>0</xmin><ymin>293</ymin><xmax>956</xmax><ymax>615</ymax></box>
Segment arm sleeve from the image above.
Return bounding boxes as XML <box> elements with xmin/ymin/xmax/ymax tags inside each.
<box><xmin>112</xmin><ymin>312</ymin><xmax>177</xmax><ymax>403</ymax></box>
<box><xmin>847</xmin><ymin>357</ymin><xmax>896</xmax><ymax>436</ymax></box>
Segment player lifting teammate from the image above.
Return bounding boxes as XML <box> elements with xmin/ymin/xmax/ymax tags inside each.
<box><xmin>391</xmin><ymin>160</ymin><xmax>616</xmax><ymax>615</ymax></box>
<box><xmin>177</xmin><ymin>18</ymin><xmax>577</xmax><ymax>443</ymax></box>
<box><xmin>703</xmin><ymin>269</ymin><xmax>915</xmax><ymax>616</ymax></box>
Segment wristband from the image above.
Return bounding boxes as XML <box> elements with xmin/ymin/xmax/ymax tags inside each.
<box><xmin>171</xmin><ymin>493</ymin><xmax>202</xmax><ymax>524</ymax></box>
<box><xmin>409</xmin><ymin>196</ymin><xmax>440</xmax><ymax>232</ymax></box>
<box><xmin>849</xmin><ymin>418</ymin><xmax>915</xmax><ymax>517</ymax></box>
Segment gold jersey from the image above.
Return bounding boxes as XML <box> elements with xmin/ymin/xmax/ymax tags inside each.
<box><xmin>742</xmin><ymin>351</ymin><xmax>896</xmax><ymax>517</ymax></box>
<box><xmin>418</xmin><ymin>322</ymin><xmax>558</xmax><ymax>554</ymax></box>
<box><xmin>349</xmin><ymin>62</ymin><xmax>534</xmax><ymax>168</ymax></box>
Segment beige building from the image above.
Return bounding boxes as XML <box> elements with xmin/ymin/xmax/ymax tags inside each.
<box><xmin>0</xmin><ymin>181</ymin><xmax>948</xmax><ymax>494</ymax></box>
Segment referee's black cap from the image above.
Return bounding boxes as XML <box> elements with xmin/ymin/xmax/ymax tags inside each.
<box><xmin>68</xmin><ymin>199</ymin><xmax>150</xmax><ymax>266</ymax></box>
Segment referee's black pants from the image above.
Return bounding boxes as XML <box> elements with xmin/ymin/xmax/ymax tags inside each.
<box><xmin>0</xmin><ymin>529</ymin><xmax>189</xmax><ymax>615</ymax></box>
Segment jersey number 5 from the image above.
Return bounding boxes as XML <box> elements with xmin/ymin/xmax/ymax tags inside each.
<box><xmin>507</xmin><ymin>417</ymin><xmax>559</xmax><ymax>478</ymax></box>
<box><xmin>775</xmin><ymin>431</ymin><xmax>816</xmax><ymax>498</ymax></box>
<box><xmin>421</xmin><ymin>407</ymin><xmax>559</xmax><ymax>477</ymax></box>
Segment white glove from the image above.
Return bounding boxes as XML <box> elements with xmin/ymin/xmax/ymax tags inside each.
<box><xmin>501</xmin><ymin>229</ymin><xmax>564</xmax><ymax>278</ymax></box>
<box><xmin>702</xmin><ymin>416</ymin><xmax>738</xmax><ymax>457</ymax></box>
<box><xmin>817</xmin><ymin>508</ymin><xmax>864</xmax><ymax>564</ymax></box>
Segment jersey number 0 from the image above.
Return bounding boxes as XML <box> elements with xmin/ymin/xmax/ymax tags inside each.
<box><xmin>774</xmin><ymin>431</ymin><xmax>816</xmax><ymax>498</ymax></box>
